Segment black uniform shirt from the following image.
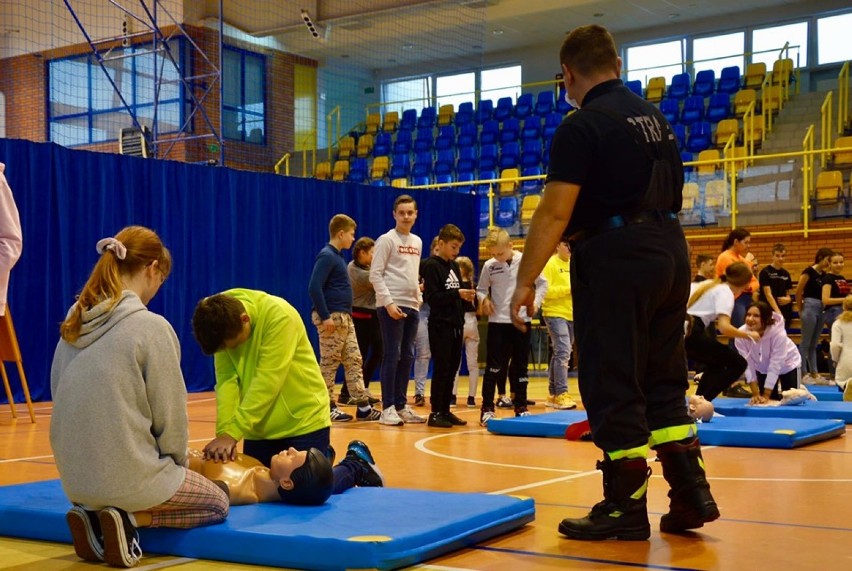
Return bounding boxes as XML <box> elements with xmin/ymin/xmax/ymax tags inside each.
<box><xmin>421</xmin><ymin>255</ymin><xmax>465</xmax><ymax>328</ymax></box>
<box><xmin>758</xmin><ymin>265</ymin><xmax>792</xmax><ymax>303</ymax></box>
<box><xmin>546</xmin><ymin>79</ymin><xmax>683</xmax><ymax>237</ymax></box>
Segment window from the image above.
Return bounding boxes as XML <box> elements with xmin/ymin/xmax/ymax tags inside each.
<box><xmin>626</xmin><ymin>40</ymin><xmax>684</xmax><ymax>85</ymax></box>
<box><xmin>693</xmin><ymin>32</ymin><xmax>745</xmax><ymax>76</ymax></box>
<box><xmin>818</xmin><ymin>12</ymin><xmax>852</xmax><ymax>64</ymax></box>
<box><xmin>752</xmin><ymin>21</ymin><xmax>808</xmax><ymax>68</ymax></box>
<box><xmin>382</xmin><ymin>77</ymin><xmax>430</xmax><ymax>117</ymax></box>
<box><xmin>436</xmin><ymin>72</ymin><xmax>475</xmax><ymax>110</ymax></box>
<box><xmin>48</xmin><ymin>40</ymin><xmax>186</xmax><ymax>147</ymax></box>
<box><xmin>223</xmin><ymin>47</ymin><xmax>266</xmax><ymax>144</ymax></box>
<box><xmin>480</xmin><ymin>65</ymin><xmax>521</xmax><ymax>105</ymax></box>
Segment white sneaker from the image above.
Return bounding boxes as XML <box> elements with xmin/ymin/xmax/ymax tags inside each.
<box><xmin>480</xmin><ymin>410</ymin><xmax>495</xmax><ymax>427</ymax></box>
<box><xmin>379</xmin><ymin>406</ymin><xmax>404</xmax><ymax>426</ymax></box>
<box><xmin>397</xmin><ymin>405</ymin><xmax>426</xmax><ymax>424</ymax></box>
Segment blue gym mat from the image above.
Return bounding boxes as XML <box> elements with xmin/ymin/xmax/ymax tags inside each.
<box><xmin>807</xmin><ymin>384</ymin><xmax>844</xmax><ymax>401</ymax></box>
<box><xmin>0</xmin><ymin>480</ymin><xmax>534</xmax><ymax>571</ymax></box>
<box><xmin>713</xmin><ymin>398</ymin><xmax>852</xmax><ymax>422</ymax></box>
<box><xmin>487</xmin><ymin>410</ymin><xmax>845</xmax><ymax>448</ymax></box>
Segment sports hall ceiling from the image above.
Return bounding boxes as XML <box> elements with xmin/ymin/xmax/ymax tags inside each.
<box><xmin>197</xmin><ymin>0</ymin><xmax>846</xmax><ymax>71</ymax></box>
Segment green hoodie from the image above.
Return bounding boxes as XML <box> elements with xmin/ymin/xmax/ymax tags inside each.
<box><xmin>214</xmin><ymin>289</ymin><xmax>331</xmax><ymax>441</ymax></box>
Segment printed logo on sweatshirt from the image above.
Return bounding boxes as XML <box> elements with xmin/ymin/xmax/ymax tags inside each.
<box><xmin>445</xmin><ymin>269</ymin><xmax>460</xmax><ymax>290</ymax></box>
<box><xmin>397</xmin><ymin>245</ymin><xmax>421</xmax><ymax>256</ymax></box>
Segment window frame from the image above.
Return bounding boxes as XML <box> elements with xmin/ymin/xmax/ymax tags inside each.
<box><xmin>222</xmin><ymin>45</ymin><xmax>267</xmax><ymax>145</ymax></box>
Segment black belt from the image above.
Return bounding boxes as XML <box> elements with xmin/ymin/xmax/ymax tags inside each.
<box><xmin>568</xmin><ymin>210</ymin><xmax>677</xmax><ymax>246</ymax></box>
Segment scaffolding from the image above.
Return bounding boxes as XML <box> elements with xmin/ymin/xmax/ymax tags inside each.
<box><xmin>61</xmin><ymin>0</ymin><xmax>224</xmax><ymax>164</ymax></box>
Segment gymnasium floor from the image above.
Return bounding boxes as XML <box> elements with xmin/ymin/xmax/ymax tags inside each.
<box><xmin>1</xmin><ymin>377</ymin><xmax>850</xmax><ymax>570</ymax></box>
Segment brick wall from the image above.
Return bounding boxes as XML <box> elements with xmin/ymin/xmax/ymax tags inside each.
<box><xmin>0</xmin><ymin>25</ymin><xmax>315</xmax><ymax>173</ymax></box>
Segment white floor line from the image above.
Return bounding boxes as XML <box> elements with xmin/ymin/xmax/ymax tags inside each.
<box><xmin>134</xmin><ymin>557</ymin><xmax>197</xmax><ymax>570</ymax></box>
<box><xmin>490</xmin><ymin>469</ymin><xmax>601</xmax><ymax>495</ymax></box>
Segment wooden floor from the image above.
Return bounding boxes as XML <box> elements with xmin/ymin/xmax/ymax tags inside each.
<box><xmin>1</xmin><ymin>378</ymin><xmax>851</xmax><ymax>570</ymax></box>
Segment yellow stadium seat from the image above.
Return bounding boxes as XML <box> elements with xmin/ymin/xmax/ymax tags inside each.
<box><xmin>743</xmin><ymin>114</ymin><xmax>765</xmax><ymax>148</ymax></box>
<box><xmin>734</xmin><ymin>89</ymin><xmax>757</xmax><ymax>117</ymax></box>
<box><xmin>705</xmin><ymin>179</ymin><xmax>728</xmax><ymax>209</ymax></box>
<box><xmin>338</xmin><ymin>136</ymin><xmax>355</xmax><ymax>160</ymax></box>
<box><xmin>715</xmin><ymin>118</ymin><xmax>740</xmax><ymax>147</ymax></box>
<box><xmin>382</xmin><ymin>111</ymin><xmax>399</xmax><ymax>133</ymax></box>
<box><xmin>437</xmin><ymin>104</ymin><xmax>455</xmax><ymax>127</ymax></box>
<box><xmin>332</xmin><ymin>160</ymin><xmax>350</xmax><ymax>182</ymax></box>
<box><xmin>498</xmin><ymin>168</ymin><xmax>519</xmax><ymax>195</ymax></box>
<box><xmin>646</xmin><ymin>77</ymin><xmax>666</xmax><ymax>103</ymax></box>
<box><xmin>315</xmin><ymin>161</ymin><xmax>332</xmax><ymax>180</ymax></box>
<box><xmin>697</xmin><ymin>149</ymin><xmax>721</xmax><ymax>177</ymax></box>
<box><xmin>682</xmin><ymin>182</ymin><xmax>700</xmax><ymax>210</ymax></box>
<box><xmin>771</xmin><ymin>58</ymin><xmax>793</xmax><ymax>86</ymax></box>
<box><xmin>391</xmin><ymin>178</ymin><xmax>408</xmax><ymax>188</ymax></box>
<box><xmin>365</xmin><ymin>113</ymin><xmax>381</xmax><ymax>135</ymax></box>
<box><xmin>726</xmin><ymin>145</ymin><xmax>748</xmax><ymax>173</ymax></box>
<box><xmin>744</xmin><ymin>62</ymin><xmax>766</xmax><ymax>90</ymax></box>
<box><xmin>764</xmin><ymin>85</ymin><xmax>783</xmax><ymax>114</ymax></box>
<box><xmin>356</xmin><ymin>134</ymin><xmax>374</xmax><ymax>158</ymax></box>
<box><xmin>815</xmin><ymin>170</ymin><xmax>843</xmax><ymax>204</ymax></box>
<box><xmin>833</xmin><ymin>136</ymin><xmax>852</xmax><ymax>167</ymax></box>
<box><xmin>371</xmin><ymin>156</ymin><xmax>389</xmax><ymax>180</ymax></box>
<box><xmin>520</xmin><ymin>194</ymin><xmax>541</xmax><ymax>225</ymax></box>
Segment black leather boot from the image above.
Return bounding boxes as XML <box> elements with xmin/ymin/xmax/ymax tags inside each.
<box><xmin>558</xmin><ymin>456</ymin><xmax>651</xmax><ymax>541</ymax></box>
<box><xmin>654</xmin><ymin>437</ymin><xmax>720</xmax><ymax>532</ymax></box>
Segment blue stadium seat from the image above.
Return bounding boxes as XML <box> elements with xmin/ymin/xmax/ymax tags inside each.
<box><xmin>706</xmin><ymin>93</ymin><xmax>732</xmax><ymax>123</ymax></box>
<box><xmin>717</xmin><ymin>66</ymin><xmax>741</xmax><ymax>95</ymax></box>
<box><xmin>457</xmin><ymin>146</ymin><xmax>477</xmax><ymax>175</ymax></box>
<box><xmin>499</xmin><ymin>141</ymin><xmax>520</xmax><ymax>170</ymax></box>
<box><xmin>521</xmin><ymin>139</ymin><xmax>542</xmax><ymax>169</ymax></box>
<box><xmin>686</xmin><ymin>122</ymin><xmax>712</xmax><ymax>153</ymax></box>
<box><xmin>497</xmin><ymin>196</ymin><xmax>519</xmax><ymax>228</ymax></box>
<box><xmin>480</xmin><ymin>195</ymin><xmax>492</xmax><ymax>228</ymax></box>
<box><xmin>349</xmin><ymin>158</ymin><xmax>368</xmax><ymax>184</ymax></box>
<box><xmin>534</xmin><ymin>91</ymin><xmax>554</xmax><ymax>117</ymax></box>
<box><xmin>521</xmin><ymin>116</ymin><xmax>541</xmax><ymax>141</ymax></box>
<box><xmin>514</xmin><ymin>93</ymin><xmax>534</xmax><ymax>120</ymax></box>
<box><xmin>494</xmin><ymin>97</ymin><xmax>514</xmax><ymax>123</ymax></box>
<box><xmin>389</xmin><ymin>153</ymin><xmax>410</xmax><ymax>179</ymax></box>
<box><xmin>476</xmin><ymin>169</ymin><xmax>497</xmax><ymax>196</ymax></box>
<box><xmin>457</xmin><ymin>171</ymin><xmax>475</xmax><ymax>194</ymax></box>
<box><xmin>625</xmin><ymin>80</ymin><xmax>643</xmax><ymax>98</ymax></box>
<box><xmin>413</xmin><ymin>127</ymin><xmax>434</xmax><ymax>153</ymax></box>
<box><xmin>543</xmin><ymin>112</ymin><xmax>563</xmax><ymax>139</ymax></box>
<box><xmin>692</xmin><ymin>70</ymin><xmax>716</xmax><ymax>97</ymax></box>
<box><xmin>478</xmin><ymin>144</ymin><xmax>499</xmax><ymax>172</ymax></box>
<box><xmin>668</xmin><ymin>73</ymin><xmax>690</xmax><ymax>101</ymax></box>
<box><xmin>434</xmin><ymin>126</ymin><xmax>455</xmax><ymax>151</ymax></box>
<box><xmin>480</xmin><ymin>120</ymin><xmax>500</xmax><ymax>145</ymax></box>
<box><xmin>556</xmin><ymin>88</ymin><xmax>574</xmax><ymax>114</ymax></box>
<box><xmin>417</xmin><ymin>106</ymin><xmax>437</xmax><ymax>129</ymax></box>
<box><xmin>660</xmin><ymin>98</ymin><xmax>680</xmax><ymax>125</ymax></box>
<box><xmin>411</xmin><ymin>175</ymin><xmax>431</xmax><ymax>187</ymax></box>
<box><xmin>475</xmin><ymin>99</ymin><xmax>493</xmax><ymax>124</ymax></box>
<box><xmin>373</xmin><ymin>132</ymin><xmax>391</xmax><ymax>157</ymax></box>
<box><xmin>521</xmin><ymin>165</ymin><xmax>544</xmax><ymax>195</ymax></box>
<box><xmin>681</xmin><ymin>151</ymin><xmax>694</xmax><ymax>174</ymax></box>
<box><xmin>393</xmin><ymin>129</ymin><xmax>412</xmax><ymax>154</ymax></box>
<box><xmin>455</xmin><ymin>102</ymin><xmax>474</xmax><ymax>126</ymax></box>
<box><xmin>499</xmin><ymin>118</ymin><xmax>520</xmax><ymax>144</ymax></box>
<box><xmin>542</xmin><ymin>138</ymin><xmax>552</xmax><ymax>169</ymax></box>
<box><xmin>456</xmin><ymin>122</ymin><xmax>478</xmax><ymax>148</ymax></box>
<box><xmin>672</xmin><ymin>124</ymin><xmax>687</xmax><ymax>150</ymax></box>
<box><xmin>400</xmin><ymin>109</ymin><xmax>417</xmax><ymax>131</ymax></box>
<box><xmin>435</xmin><ymin>173</ymin><xmax>453</xmax><ymax>190</ymax></box>
<box><xmin>412</xmin><ymin>151</ymin><xmax>433</xmax><ymax>178</ymax></box>
<box><xmin>681</xmin><ymin>95</ymin><xmax>705</xmax><ymax>126</ymax></box>
<box><xmin>434</xmin><ymin>149</ymin><xmax>455</xmax><ymax>177</ymax></box>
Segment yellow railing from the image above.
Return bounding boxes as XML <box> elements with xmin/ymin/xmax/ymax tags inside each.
<box><xmin>820</xmin><ymin>91</ymin><xmax>833</xmax><ymax>168</ymax></box>
<box><xmin>326</xmin><ymin>105</ymin><xmax>341</xmax><ymax>163</ymax></box>
<box><xmin>802</xmin><ymin>124</ymin><xmax>815</xmax><ymax>236</ymax></box>
<box><xmin>274</xmin><ymin>153</ymin><xmax>290</xmax><ymax>176</ymax></box>
<box><xmin>839</xmin><ymin>61</ymin><xmax>850</xmax><ymax>135</ymax></box>
<box><xmin>742</xmin><ymin>100</ymin><xmax>758</xmax><ymax>158</ymax></box>
<box><xmin>761</xmin><ymin>74</ymin><xmax>774</xmax><ymax>134</ymax></box>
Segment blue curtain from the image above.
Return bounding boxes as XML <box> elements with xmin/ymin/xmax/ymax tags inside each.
<box><xmin>0</xmin><ymin>138</ymin><xmax>479</xmax><ymax>401</ymax></box>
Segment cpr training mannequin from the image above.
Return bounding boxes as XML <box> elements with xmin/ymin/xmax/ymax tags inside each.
<box><xmin>186</xmin><ymin>440</ymin><xmax>383</xmax><ymax>506</ymax></box>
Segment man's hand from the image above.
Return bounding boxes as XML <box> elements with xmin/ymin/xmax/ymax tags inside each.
<box><xmin>322</xmin><ymin>318</ymin><xmax>336</xmax><ymax>334</ymax></box>
<box><xmin>203</xmin><ymin>434</ymin><xmax>238</xmax><ymax>463</ymax></box>
<box><xmin>778</xmin><ymin>295</ymin><xmax>791</xmax><ymax>305</ymax></box>
<box><xmin>479</xmin><ymin>297</ymin><xmax>494</xmax><ymax>316</ymax></box>
<box><xmin>511</xmin><ymin>285</ymin><xmax>535</xmax><ymax>330</ymax></box>
<box><xmin>458</xmin><ymin>289</ymin><xmax>476</xmax><ymax>302</ymax></box>
<box><xmin>386</xmin><ymin>303</ymin><xmax>405</xmax><ymax>320</ymax></box>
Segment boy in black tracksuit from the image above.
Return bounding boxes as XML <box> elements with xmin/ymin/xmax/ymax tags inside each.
<box><xmin>420</xmin><ymin>224</ymin><xmax>477</xmax><ymax>428</ymax></box>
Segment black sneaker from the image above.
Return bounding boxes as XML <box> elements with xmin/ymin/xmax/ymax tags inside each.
<box><xmin>526</xmin><ymin>399</ymin><xmax>536</xmax><ymax>406</ymax></box>
<box><xmin>356</xmin><ymin>406</ymin><xmax>381</xmax><ymax>421</ymax></box>
<box><xmin>414</xmin><ymin>394</ymin><xmax>426</xmax><ymax>406</ymax></box>
<box><xmin>446</xmin><ymin>411</ymin><xmax>468</xmax><ymax>426</ymax></box>
<box><xmin>467</xmin><ymin>396</ymin><xmax>476</xmax><ymax>408</ymax></box>
<box><xmin>723</xmin><ymin>384</ymin><xmax>752</xmax><ymax>398</ymax></box>
<box><xmin>367</xmin><ymin>395</ymin><xmax>381</xmax><ymax>406</ymax></box>
<box><xmin>449</xmin><ymin>395</ymin><xmax>457</xmax><ymax>407</ymax></box>
<box><xmin>427</xmin><ymin>412</ymin><xmax>454</xmax><ymax>428</ymax></box>
<box><xmin>346</xmin><ymin>440</ymin><xmax>385</xmax><ymax>487</ymax></box>
<box><xmin>330</xmin><ymin>407</ymin><xmax>354</xmax><ymax>422</ymax></box>
<box><xmin>67</xmin><ymin>505</ymin><xmax>103</xmax><ymax>562</ymax></box>
<box><xmin>98</xmin><ymin>507</ymin><xmax>142</xmax><ymax>568</ymax></box>
<box><xmin>496</xmin><ymin>396</ymin><xmax>513</xmax><ymax>408</ymax></box>
<box><xmin>337</xmin><ymin>395</ymin><xmax>357</xmax><ymax>406</ymax></box>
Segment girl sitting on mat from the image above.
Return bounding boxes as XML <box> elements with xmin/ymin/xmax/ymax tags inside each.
<box><xmin>830</xmin><ymin>295</ymin><xmax>852</xmax><ymax>401</ymax></box>
<box><xmin>50</xmin><ymin>226</ymin><xmax>229</xmax><ymax>569</ymax></box>
<box><xmin>734</xmin><ymin>301</ymin><xmax>802</xmax><ymax>405</ymax></box>
<box><xmin>686</xmin><ymin>262</ymin><xmax>759</xmax><ymax>401</ymax></box>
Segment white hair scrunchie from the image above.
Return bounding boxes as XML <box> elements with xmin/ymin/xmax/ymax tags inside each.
<box><xmin>96</xmin><ymin>237</ymin><xmax>128</xmax><ymax>260</ymax></box>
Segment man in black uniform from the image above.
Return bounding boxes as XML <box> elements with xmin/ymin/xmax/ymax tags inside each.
<box><xmin>511</xmin><ymin>24</ymin><xmax>719</xmax><ymax>541</ymax></box>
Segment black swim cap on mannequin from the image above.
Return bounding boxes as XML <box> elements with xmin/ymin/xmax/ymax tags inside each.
<box><xmin>277</xmin><ymin>447</ymin><xmax>334</xmax><ymax>506</ymax></box>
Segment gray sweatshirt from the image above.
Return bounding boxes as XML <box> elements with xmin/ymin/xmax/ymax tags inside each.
<box><xmin>349</xmin><ymin>260</ymin><xmax>376</xmax><ymax>310</ymax></box>
<box><xmin>50</xmin><ymin>291</ymin><xmax>188</xmax><ymax>512</ymax></box>
<box><xmin>369</xmin><ymin>228</ymin><xmax>422</xmax><ymax>310</ymax></box>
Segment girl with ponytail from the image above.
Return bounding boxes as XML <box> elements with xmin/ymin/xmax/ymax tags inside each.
<box><xmin>50</xmin><ymin>226</ymin><xmax>228</xmax><ymax>568</ymax></box>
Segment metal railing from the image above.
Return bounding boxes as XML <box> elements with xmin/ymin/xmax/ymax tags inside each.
<box><xmin>820</xmin><ymin>91</ymin><xmax>833</xmax><ymax>168</ymax></box>
<box><xmin>839</xmin><ymin>61</ymin><xmax>850</xmax><ymax>134</ymax></box>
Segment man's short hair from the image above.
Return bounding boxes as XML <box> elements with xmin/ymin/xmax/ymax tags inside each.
<box><xmin>192</xmin><ymin>294</ymin><xmax>245</xmax><ymax>355</ymax></box>
<box><xmin>559</xmin><ymin>24</ymin><xmax>619</xmax><ymax>77</ymax></box>
<box><xmin>484</xmin><ymin>229</ymin><xmax>511</xmax><ymax>249</ymax></box>
<box><xmin>276</xmin><ymin>448</ymin><xmax>334</xmax><ymax>506</ymax></box>
<box><xmin>393</xmin><ymin>194</ymin><xmax>417</xmax><ymax>211</ymax></box>
<box><xmin>772</xmin><ymin>243</ymin><xmax>786</xmax><ymax>254</ymax></box>
<box><xmin>329</xmin><ymin>214</ymin><xmax>356</xmax><ymax>239</ymax></box>
<box><xmin>695</xmin><ymin>254</ymin><xmax>713</xmax><ymax>268</ymax></box>
<box><xmin>438</xmin><ymin>224</ymin><xmax>465</xmax><ymax>243</ymax></box>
